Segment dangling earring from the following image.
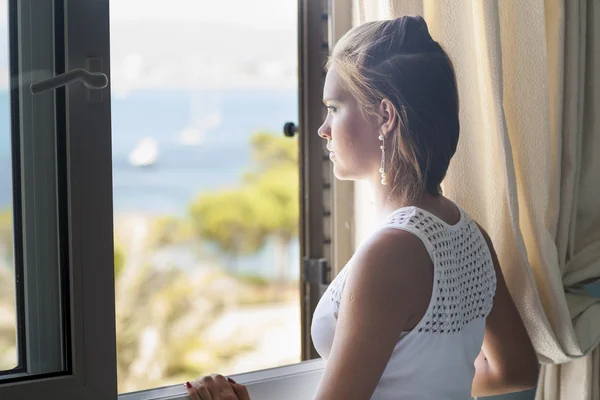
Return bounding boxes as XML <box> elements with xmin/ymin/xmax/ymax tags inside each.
<box><xmin>379</xmin><ymin>134</ymin><xmax>387</xmax><ymax>185</ymax></box>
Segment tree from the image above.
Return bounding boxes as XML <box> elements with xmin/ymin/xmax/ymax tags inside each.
<box><xmin>249</xmin><ymin>130</ymin><xmax>297</xmax><ymax>168</ymax></box>
<box><xmin>189</xmin><ymin>131</ymin><xmax>299</xmax><ymax>282</ymax></box>
<box><xmin>189</xmin><ymin>187</ymin><xmax>274</xmax><ymax>271</ymax></box>
<box><xmin>146</xmin><ymin>216</ymin><xmax>196</xmax><ymax>249</ymax></box>
<box><xmin>0</xmin><ymin>209</ymin><xmax>15</xmax><ymax>370</ymax></box>
<box><xmin>0</xmin><ymin>209</ymin><xmax>13</xmax><ymax>263</ymax></box>
<box><xmin>245</xmin><ymin>166</ymin><xmax>298</xmax><ymax>284</ymax></box>
<box><xmin>114</xmin><ymin>243</ymin><xmax>126</xmax><ymax>280</ymax></box>
<box><xmin>246</xmin><ymin>131</ymin><xmax>299</xmax><ymax>285</ymax></box>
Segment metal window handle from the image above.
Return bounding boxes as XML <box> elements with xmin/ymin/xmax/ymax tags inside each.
<box><xmin>30</xmin><ymin>68</ymin><xmax>108</xmax><ymax>94</ymax></box>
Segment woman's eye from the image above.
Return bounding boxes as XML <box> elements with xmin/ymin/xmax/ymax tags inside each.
<box><xmin>326</xmin><ymin>105</ymin><xmax>337</xmax><ymax>113</ymax></box>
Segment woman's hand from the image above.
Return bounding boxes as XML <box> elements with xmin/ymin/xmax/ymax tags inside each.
<box><xmin>185</xmin><ymin>374</ymin><xmax>251</xmax><ymax>400</ymax></box>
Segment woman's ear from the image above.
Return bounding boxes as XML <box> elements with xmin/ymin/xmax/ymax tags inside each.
<box><xmin>378</xmin><ymin>98</ymin><xmax>398</xmax><ymax>138</ymax></box>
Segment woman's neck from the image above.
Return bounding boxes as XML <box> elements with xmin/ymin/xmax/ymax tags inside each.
<box><xmin>367</xmin><ymin>173</ymin><xmax>408</xmax><ymax>223</ymax></box>
<box><xmin>366</xmin><ymin>173</ymin><xmax>440</xmax><ymax>224</ymax></box>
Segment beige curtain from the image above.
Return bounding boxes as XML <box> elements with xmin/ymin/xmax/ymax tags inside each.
<box><xmin>353</xmin><ymin>1</ymin><xmax>600</xmax><ymax>399</ymax></box>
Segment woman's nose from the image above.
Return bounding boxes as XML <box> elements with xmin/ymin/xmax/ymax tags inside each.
<box><xmin>318</xmin><ymin>121</ymin><xmax>331</xmax><ymax>139</ymax></box>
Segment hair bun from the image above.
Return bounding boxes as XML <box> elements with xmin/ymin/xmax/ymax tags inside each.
<box><xmin>396</xmin><ymin>15</ymin><xmax>427</xmax><ymax>30</ymax></box>
<box><xmin>393</xmin><ymin>15</ymin><xmax>437</xmax><ymax>53</ymax></box>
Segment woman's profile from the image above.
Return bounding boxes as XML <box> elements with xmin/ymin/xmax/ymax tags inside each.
<box><xmin>185</xmin><ymin>16</ymin><xmax>539</xmax><ymax>400</ymax></box>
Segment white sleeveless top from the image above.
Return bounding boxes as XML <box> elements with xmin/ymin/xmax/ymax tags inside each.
<box><xmin>311</xmin><ymin>205</ymin><xmax>497</xmax><ymax>400</ymax></box>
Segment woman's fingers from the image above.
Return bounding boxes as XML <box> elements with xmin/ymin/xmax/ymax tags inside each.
<box><xmin>212</xmin><ymin>374</ymin><xmax>237</xmax><ymax>398</ymax></box>
<box><xmin>185</xmin><ymin>382</ymin><xmax>203</xmax><ymax>400</ymax></box>
<box><xmin>189</xmin><ymin>378</ymin><xmax>214</xmax><ymax>400</ymax></box>
<box><xmin>203</xmin><ymin>374</ymin><xmax>224</xmax><ymax>400</ymax></box>
<box><xmin>231</xmin><ymin>382</ymin><xmax>251</xmax><ymax>400</ymax></box>
<box><xmin>187</xmin><ymin>374</ymin><xmax>246</xmax><ymax>400</ymax></box>
<box><xmin>197</xmin><ymin>385</ymin><xmax>213</xmax><ymax>400</ymax></box>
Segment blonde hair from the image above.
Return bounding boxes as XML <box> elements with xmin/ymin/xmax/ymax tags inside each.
<box><xmin>328</xmin><ymin>16</ymin><xmax>460</xmax><ymax>203</ymax></box>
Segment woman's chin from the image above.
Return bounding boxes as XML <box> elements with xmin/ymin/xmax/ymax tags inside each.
<box><xmin>332</xmin><ymin>164</ymin><xmax>355</xmax><ymax>181</ymax></box>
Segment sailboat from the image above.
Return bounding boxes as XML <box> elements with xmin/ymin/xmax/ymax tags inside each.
<box><xmin>178</xmin><ymin>127</ymin><xmax>205</xmax><ymax>146</ymax></box>
<box><xmin>177</xmin><ymin>92</ymin><xmax>222</xmax><ymax>146</ymax></box>
<box><xmin>128</xmin><ymin>137</ymin><xmax>159</xmax><ymax>167</ymax></box>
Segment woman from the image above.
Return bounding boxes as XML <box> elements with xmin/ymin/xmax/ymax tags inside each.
<box><xmin>186</xmin><ymin>16</ymin><xmax>539</xmax><ymax>400</ymax></box>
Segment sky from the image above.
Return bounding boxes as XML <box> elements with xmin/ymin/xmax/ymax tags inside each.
<box><xmin>0</xmin><ymin>0</ymin><xmax>296</xmax><ymax>28</ymax></box>
<box><xmin>0</xmin><ymin>0</ymin><xmax>299</xmax><ymax>91</ymax></box>
<box><xmin>110</xmin><ymin>0</ymin><xmax>296</xmax><ymax>30</ymax></box>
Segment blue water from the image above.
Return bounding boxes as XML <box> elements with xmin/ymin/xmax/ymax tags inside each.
<box><xmin>111</xmin><ymin>88</ymin><xmax>299</xmax><ymax>214</ymax></box>
<box><xmin>0</xmin><ymin>88</ymin><xmax>298</xmax><ymax>212</ymax></box>
<box><xmin>0</xmin><ymin>88</ymin><xmax>302</xmax><ymax>278</ymax></box>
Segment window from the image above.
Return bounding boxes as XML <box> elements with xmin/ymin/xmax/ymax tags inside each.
<box><xmin>0</xmin><ymin>0</ymin><xmax>16</xmax><ymax>373</ymax></box>
<box><xmin>0</xmin><ymin>0</ymin><xmax>117</xmax><ymax>397</ymax></box>
<box><xmin>0</xmin><ymin>0</ymin><xmax>70</xmax><ymax>381</ymax></box>
<box><xmin>0</xmin><ymin>0</ymin><xmax>352</xmax><ymax>398</ymax></box>
<box><xmin>110</xmin><ymin>0</ymin><xmax>302</xmax><ymax>393</ymax></box>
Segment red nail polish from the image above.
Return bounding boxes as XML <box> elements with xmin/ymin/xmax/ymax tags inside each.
<box><xmin>227</xmin><ymin>377</ymin><xmax>237</xmax><ymax>384</ymax></box>
<box><xmin>185</xmin><ymin>381</ymin><xmax>192</xmax><ymax>389</ymax></box>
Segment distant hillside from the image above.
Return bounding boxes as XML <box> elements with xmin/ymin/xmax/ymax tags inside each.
<box><xmin>0</xmin><ymin>21</ymin><xmax>298</xmax><ymax>90</ymax></box>
<box><xmin>110</xmin><ymin>21</ymin><xmax>298</xmax><ymax>90</ymax></box>
<box><xmin>111</xmin><ymin>21</ymin><xmax>296</xmax><ymax>64</ymax></box>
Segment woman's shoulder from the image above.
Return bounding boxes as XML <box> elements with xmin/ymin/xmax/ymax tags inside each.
<box><xmin>341</xmin><ymin>227</ymin><xmax>434</xmax><ymax>328</ymax></box>
<box><xmin>347</xmin><ymin>227</ymin><xmax>433</xmax><ymax>284</ymax></box>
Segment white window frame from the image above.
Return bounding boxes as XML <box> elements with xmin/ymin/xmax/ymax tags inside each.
<box><xmin>329</xmin><ymin>0</ymin><xmax>355</xmax><ymax>276</ymax></box>
<box><xmin>120</xmin><ymin>360</ymin><xmax>325</xmax><ymax>400</ymax></box>
<box><xmin>0</xmin><ymin>0</ymin><xmax>353</xmax><ymax>399</ymax></box>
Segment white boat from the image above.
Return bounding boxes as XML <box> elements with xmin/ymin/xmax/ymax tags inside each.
<box><xmin>177</xmin><ymin>93</ymin><xmax>222</xmax><ymax>146</ymax></box>
<box><xmin>128</xmin><ymin>137</ymin><xmax>158</xmax><ymax>167</ymax></box>
<box><xmin>203</xmin><ymin>111</ymin><xmax>222</xmax><ymax>130</ymax></box>
<box><xmin>178</xmin><ymin>127</ymin><xmax>205</xmax><ymax>146</ymax></box>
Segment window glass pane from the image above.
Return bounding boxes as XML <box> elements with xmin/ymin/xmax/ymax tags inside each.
<box><xmin>0</xmin><ymin>0</ymin><xmax>66</xmax><ymax>378</ymax></box>
<box><xmin>0</xmin><ymin>0</ymin><xmax>16</xmax><ymax>372</ymax></box>
<box><xmin>110</xmin><ymin>0</ymin><xmax>300</xmax><ymax>393</ymax></box>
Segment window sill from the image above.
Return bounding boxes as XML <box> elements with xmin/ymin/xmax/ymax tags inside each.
<box><xmin>119</xmin><ymin>359</ymin><xmax>325</xmax><ymax>400</ymax></box>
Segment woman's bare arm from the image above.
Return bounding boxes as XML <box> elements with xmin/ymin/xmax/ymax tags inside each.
<box><xmin>312</xmin><ymin>228</ymin><xmax>433</xmax><ymax>400</ymax></box>
<box><xmin>471</xmin><ymin>225</ymin><xmax>539</xmax><ymax>397</ymax></box>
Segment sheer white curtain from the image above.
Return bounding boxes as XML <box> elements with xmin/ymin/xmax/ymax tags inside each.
<box><xmin>352</xmin><ymin>1</ymin><xmax>600</xmax><ymax>399</ymax></box>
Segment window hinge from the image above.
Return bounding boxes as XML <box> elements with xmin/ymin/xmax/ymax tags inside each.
<box><xmin>303</xmin><ymin>257</ymin><xmax>331</xmax><ymax>297</ymax></box>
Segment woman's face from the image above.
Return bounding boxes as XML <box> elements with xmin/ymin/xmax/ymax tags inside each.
<box><xmin>318</xmin><ymin>67</ymin><xmax>382</xmax><ymax>181</ymax></box>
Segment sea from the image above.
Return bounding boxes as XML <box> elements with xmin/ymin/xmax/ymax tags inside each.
<box><xmin>0</xmin><ymin>88</ymin><xmax>302</xmax><ymax>279</ymax></box>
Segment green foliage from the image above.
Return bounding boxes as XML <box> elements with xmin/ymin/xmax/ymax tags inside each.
<box><xmin>189</xmin><ymin>131</ymin><xmax>299</xmax><ymax>259</ymax></box>
<box><xmin>250</xmin><ymin>130</ymin><xmax>298</xmax><ymax>168</ymax></box>
<box><xmin>146</xmin><ymin>215</ymin><xmax>195</xmax><ymax>248</ymax></box>
<box><xmin>189</xmin><ymin>187</ymin><xmax>273</xmax><ymax>256</ymax></box>
<box><xmin>0</xmin><ymin>210</ymin><xmax>16</xmax><ymax>371</ymax></box>
<box><xmin>246</xmin><ymin>164</ymin><xmax>299</xmax><ymax>240</ymax></box>
<box><xmin>110</xmin><ymin>131</ymin><xmax>302</xmax><ymax>390</ymax></box>
<box><xmin>246</xmin><ymin>131</ymin><xmax>299</xmax><ymax>242</ymax></box>
<box><xmin>114</xmin><ymin>244</ymin><xmax>126</xmax><ymax>280</ymax></box>
<box><xmin>236</xmin><ymin>272</ymin><xmax>270</xmax><ymax>287</ymax></box>
<box><xmin>0</xmin><ymin>209</ymin><xmax>13</xmax><ymax>261</ymax></box>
